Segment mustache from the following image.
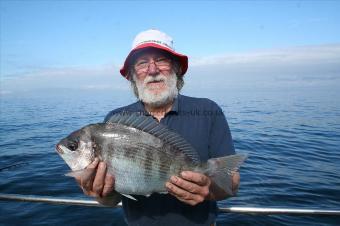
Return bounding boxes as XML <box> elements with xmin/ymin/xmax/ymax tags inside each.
<box><xmin>143</xmin><ymin>74</ymin><xmax>167</xmax><ymax>85</ymax></box>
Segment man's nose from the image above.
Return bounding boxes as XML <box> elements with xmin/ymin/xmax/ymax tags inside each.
<box><xmin>147</xmin><ymin>61</ymin><xmax>160</xmax><ymax>76</ymax></box>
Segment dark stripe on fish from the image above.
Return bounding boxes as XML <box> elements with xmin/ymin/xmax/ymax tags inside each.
<box><xmin>158</xmin><ymin>145</ymin><xmax>172</xmax><ymax>181</ymax></box>
<box><xmin>124</xmin><ymin>147</ymin><xmax>137</xmax><ymax>162</ymax></box>
<box><xmin>143</xmin><ymin>149</ymin><xmax>154</xmax><ymax>183</ymax></box>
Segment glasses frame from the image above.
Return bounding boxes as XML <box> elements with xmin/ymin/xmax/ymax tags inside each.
<box><xmin>133</xmin><ymin>56</ymin><xmax>172</xmax><ymax>74</ymax></box>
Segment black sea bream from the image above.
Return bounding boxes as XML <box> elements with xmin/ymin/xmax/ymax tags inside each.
<box><xmin>56</xmin><ymin>112</ymin><xmax>246</xmax><ymax>201</ymax></box>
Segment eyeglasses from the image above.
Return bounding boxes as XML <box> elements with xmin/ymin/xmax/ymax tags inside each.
<box><xmin>134</xmin><ymin>57</ymin><xmax>172</xmax><ymax>73</ymax></box>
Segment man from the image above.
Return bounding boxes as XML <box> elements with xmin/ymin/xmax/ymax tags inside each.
<box><xmin>77</xmin><ymin>29</ymin><xmax>240</xmax><ymax>226</ymax></box>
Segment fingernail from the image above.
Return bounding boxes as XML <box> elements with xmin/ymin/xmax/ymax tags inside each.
<box><xmin>170</xmin><ymin>176</ymin><xmax>178</xmax><ymax>183</ymax></box>
<box><xmin>181</xmin><ymin>171</ymin><xmax>188</xmax><ymax>177</ymax></box>
<box><xmin>99</xmin><ymin>162</ymin><xmax>106</xmax><ymax>169</ymax></box>
<box><xmin>93</xmin><ymin>158</ymin><xmax>99</xmax><ymax>165</ymax></box>
<box><xmin>165</xmin><ymin>182</ymin><xmax>171</xmax><ymax>190</ymax></box>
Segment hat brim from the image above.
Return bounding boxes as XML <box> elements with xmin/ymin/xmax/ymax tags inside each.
<box><xmin>120</xmin><ymin>43</ymin><xmax>188</xmax><ymax>79</ymax></box>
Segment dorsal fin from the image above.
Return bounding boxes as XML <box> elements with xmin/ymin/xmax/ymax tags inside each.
<box><xmin>106</xmin><ymin>112</ymin><xmax>201</xmax><ymax>163</ymax></box>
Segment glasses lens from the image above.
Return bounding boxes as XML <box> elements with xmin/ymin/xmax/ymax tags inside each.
<box><xmin>155</xmin><ymin>58</ymin><xmax>171</xmax><ymax>67</ymax></box>
<box><xmin>134</xmin><ymin>57</ymin><xmax>171</xmax><ymax>72</ymax></box>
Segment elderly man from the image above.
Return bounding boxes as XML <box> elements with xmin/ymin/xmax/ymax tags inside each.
<box><xmin>78</xmin><ymin>29</ymin><xmax>240</xmax><ymax>226</ymax></box>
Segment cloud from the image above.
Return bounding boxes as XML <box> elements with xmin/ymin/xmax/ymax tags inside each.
<box><xmin>2</xmin><ymin>43</ymin><xmax>340</xmax><ymax>95</ymax></box>
<box><xmin>1</xmin><ymin>64</ymin><xmax>131</xmax><ymax>94</ymax></box>
<box><xmin>186</xmin><ymin>44</ymin><xmax>340</xmax><ymax>91</ymax></box>
<box><xmin>0</xmin><ymin>90</ymin><xmax>12</xmax><ymax>96</ymax></box>
<box><xmin>190</xmin><ymin>44</ymin><xmax>340</xmax><ymax>67</ymax></box>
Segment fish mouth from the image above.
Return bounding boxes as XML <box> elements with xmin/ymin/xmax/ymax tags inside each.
<box><xmin>55</xmin><ymin>144</ymin><xmax>64</xmax><ymax>154</ymax></box>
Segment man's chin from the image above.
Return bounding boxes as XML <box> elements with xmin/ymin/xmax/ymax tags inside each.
<box><xmin>145</xmin><ymin>89</ymin><xmax>166</xmax><ymax>96</ymax></box>
<box><xmin>142</xmin><ymin>91</ymin><xmax>167</xmax><ymax>101</ymax></box>
<box><xmin>140</xmin><ymin>91</ymin><xmax>175</xmax><ymax>108</ymax></box>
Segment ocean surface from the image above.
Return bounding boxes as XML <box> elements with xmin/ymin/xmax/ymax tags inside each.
<box><xmin>0</xmin><ymin>86</ymin><xmax>339</xmax><ymax>226</ymax></box>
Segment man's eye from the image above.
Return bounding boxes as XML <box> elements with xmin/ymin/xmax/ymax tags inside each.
<box><xmin>136</xmin><ymin>61</ymin><xmax>148</xmax><ymax>67</ymax></box>
<box><xmin>156</xmin><ymin>58</ymin><xmax>167</xmax><ymax>63</ymax></box>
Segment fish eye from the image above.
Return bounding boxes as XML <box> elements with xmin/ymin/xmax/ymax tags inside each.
<box><xmin>68</xmin><ymin>142</ymin><xmax>78</xmax><ymax>151</ymax></box>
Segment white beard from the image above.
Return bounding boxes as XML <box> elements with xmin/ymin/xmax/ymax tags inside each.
<box><xmin>133</xmin><ymin>72</ymin><xmax>178</xmax><ymax>108</ymax></box>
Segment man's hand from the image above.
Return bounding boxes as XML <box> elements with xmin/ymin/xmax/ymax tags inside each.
<box><xmin>165</xmin><ymin>171</ymin><xmax>211</xmax><ymax>206</ymax></box>
<box><xmin>73</xmin><ymin>158</ymin><xmax>117</xmax><ymax>205</ymax></box>
<box><xmin>166</xmin><ymin>171</ymin><xmax>240</xmax><ymax>206</ymax></box>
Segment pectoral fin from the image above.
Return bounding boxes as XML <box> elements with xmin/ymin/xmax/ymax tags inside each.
<box><xmin>121</xmin><ymin>194</ymin><xmax>138</xmax><ymax>201</ymax></box>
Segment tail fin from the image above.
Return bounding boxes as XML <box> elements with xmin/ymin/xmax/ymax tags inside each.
<box><xmin>206</xmin><ymin>154</ymin><xmax>247</xmax><ymax>195</ymax></box>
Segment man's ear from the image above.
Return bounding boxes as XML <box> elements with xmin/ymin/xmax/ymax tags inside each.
<box><xmin>177</xmin><ymin>67</ymin><xmax>182</xmax><ymax>76</ymax></box>
<box><xmin>173</xmin><ymin>60</ymin><xmax>182</xmax><ymax>76</ymax></box>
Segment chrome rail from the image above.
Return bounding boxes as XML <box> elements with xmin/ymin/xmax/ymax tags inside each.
<box><xmin>0</xmin><ymin>193</ymin><xmax>110</xmax><ymax>207</ymax></box>
<box><xmin>218</xmin><ymin>206</ymin><xmax>340</xmax><ymax>215</ymax></box>
<box><xmin>1</xmin><ymin>193</ymin><xmax>339</xmax><ymax>216</ymax></box>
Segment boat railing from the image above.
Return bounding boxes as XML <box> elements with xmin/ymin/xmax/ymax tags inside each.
<box><xmin>0</xmin><ymin>193</ymin><xmax>339</xmax><ymax>216</ymax></box>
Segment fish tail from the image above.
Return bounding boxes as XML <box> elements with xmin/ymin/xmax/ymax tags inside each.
<box><xmin>206</xmin><ymin>154</ymin><xmax>247</xmax><ymax>195</ymax></box>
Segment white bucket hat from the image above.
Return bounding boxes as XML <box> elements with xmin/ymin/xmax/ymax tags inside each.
<box><xmin>120</xmin><ymin>29</ymin><xmax>188</xmax><ymax>79</ymax></box>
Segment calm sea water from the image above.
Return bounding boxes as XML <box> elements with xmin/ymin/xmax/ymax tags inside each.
<box><xmin>0</xmin><ymin>86</ymin><xmax>339</xmax><ymax>226</ymax></box>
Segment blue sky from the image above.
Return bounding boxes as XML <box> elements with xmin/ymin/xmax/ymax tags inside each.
<box><xmin>1</xmin><ymin>0</ymin><xmax>340</xmax><ymax>94</ymax></box>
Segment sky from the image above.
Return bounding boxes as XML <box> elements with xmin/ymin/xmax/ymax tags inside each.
<box><xmin>1</xmin><ymin>0</ymin><xmax>340</xmax><ymax>95</ymax></box>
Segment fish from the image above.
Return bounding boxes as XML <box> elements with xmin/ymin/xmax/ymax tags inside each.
<box><xmin>56</xmin><ymin>112</ymin><xmax>246</xmax><ymax>203</ymax></box>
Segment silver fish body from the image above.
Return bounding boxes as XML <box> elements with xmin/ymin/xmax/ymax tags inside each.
<box><xmin>94</xmin><ymin>123</ymin><xmax>199</xmax><ymax>195</ymax></box>
<box><xmin>56</xmin><ymin>113</ymin><xmax>246</xmax><ymax>198</ymax></box>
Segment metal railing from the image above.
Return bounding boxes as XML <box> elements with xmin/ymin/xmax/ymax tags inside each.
<box><xmin>1</xmin><ymin>193</ymin><xmax>340</xmax><ymax>216</ymax></box>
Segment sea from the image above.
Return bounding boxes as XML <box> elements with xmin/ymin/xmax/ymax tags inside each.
<box><xmin>0</xmin><ymin>84</ymin><xmax>339</xmax><ymax>226</ymax></box>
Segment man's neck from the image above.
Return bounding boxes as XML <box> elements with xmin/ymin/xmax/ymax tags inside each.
<box><xmin>144</xmin><ymin>100</ymin><xmax>174</xmax><ymax>122</ymax></box>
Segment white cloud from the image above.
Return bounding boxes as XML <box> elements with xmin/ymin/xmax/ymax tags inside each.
<box><xmin>190</xmin><ymin>44</ymin><xmax>340</xmax><ymax>66</ymax></box>
<box><xmin>0</xmin><ymin>90</ymin><xmax>12</xmax><ymax>96</ymax></box>
<box><xmin>2</xmin><ymin>44</ymin><xmax>340</xmax><ymax>95</ymax></box>
<box><xmin>185</xmin><ymin>44</ymin><xmax>340</xmax><ymax>91</ymax></box>
<box><xmin>1</xmin><ymin>64</ymin><xmax>131</xmax><ymax>94</ymax></box>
